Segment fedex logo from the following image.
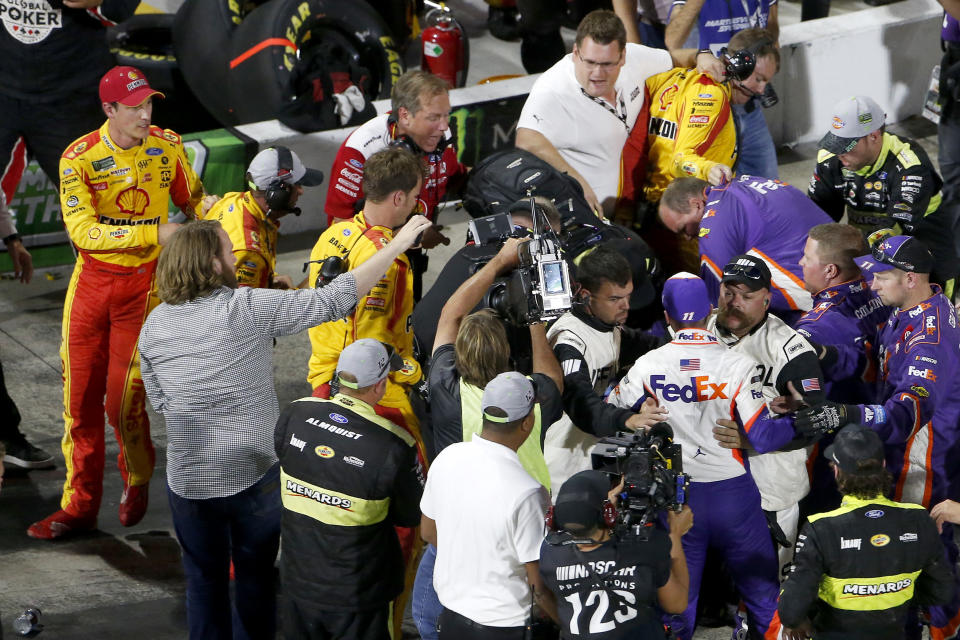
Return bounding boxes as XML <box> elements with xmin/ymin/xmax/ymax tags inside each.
<box><xmin>908</xmin><ymin>366</ymin><xmax>936</xmax><ymax>381</ymax></box>
<box><xmin>650</xmin><ymin>375</ymin><xmax>728</xmax><ymax>402</ymax></box>
<box><xmin>676</xmin><ymin>331</ymin><xmax>711</xmax><ymax>342</ymax></box>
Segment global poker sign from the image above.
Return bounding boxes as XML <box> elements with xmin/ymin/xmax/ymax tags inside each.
<box><xmin>0</xmin><ymin>0</ymin><xmax>62</xmax><ymax>45</ymax></box>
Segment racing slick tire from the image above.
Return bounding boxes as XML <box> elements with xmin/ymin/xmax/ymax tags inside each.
<box><xmin>226</xmin><ymin>0</ymin><xmax>403</xmax><ymax>126</ymax></box>
<box><xmin>107</xmin><ymin>14</ymin><xmax>220</xmax><ymax>133</ymax></box>
<box><xmin>172</xmin><ymin>0</ymin><xmax>271</xmax><ymax>126</ymax></box>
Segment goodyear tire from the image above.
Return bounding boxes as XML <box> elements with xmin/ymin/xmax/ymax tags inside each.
<box><xmin>226</xmin><ymin>0</ymin><xmax>403</xmax><ymax>125</ymax></box>
<box><xmin>108</xmin><ymin>14</ymin><xmax>220</xmax><ymax>133</ymax></box>
<box><xmin>108</xmin><ymin>14</ymin><xmax>179</xmax><ymax>91</ymax></box>
<box><xmin>172</xmin><ymin>0</ymin><xmax>271</xmax><ymax>126</ymax></box>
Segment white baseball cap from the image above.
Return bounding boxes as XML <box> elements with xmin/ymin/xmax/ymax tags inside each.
<box><xmin>819</xmin><ymin>96</ymin><xmax>886</xmax><ymax>155</ymax></box>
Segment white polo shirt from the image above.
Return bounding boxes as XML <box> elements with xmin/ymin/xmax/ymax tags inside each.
<box><xmin>421</xmin><ymin>434</ymin><xmax>550</xmax><ymax>627</ymax></box>
<box><xmin>517</xmin><ymin>43</ymin><xmax>672</xmax><ymax>211</ymax></box>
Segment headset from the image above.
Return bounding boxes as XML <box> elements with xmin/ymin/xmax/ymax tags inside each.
<box><xmin>263</xmin><ymin>146</ymin><xmax>301</xmax><ymax>215</ymax></box>
<box><xmin>722</xmin><ymin>37</ymin><xmax>779</xmax><ymax>109</ymax></box>
<box><xmin>544</xmin><ymin>498</ymin><xmax>618</xmax><ymax>535</ymax></box>
<box><xmin>387</xmin><ymin>112</ymin><xmax>452</xmax><ymax>156</ymax></box>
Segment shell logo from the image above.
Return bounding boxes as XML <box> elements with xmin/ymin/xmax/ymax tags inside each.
<box><xmin>116</xmin><ymin>187</ymin><xmax>150</xmax><ymax>216</ymax></box>
<box><xmin>832</xmin><ymin>117</ymin><xmax>845</xmax><ymax>130</ymax></box>
<box><xmin>128</xmin><ymin>71</ymin><xmax>140</xmax><ymax>80</ymax></box>
<box><xmin>315</xmin><ymin>445</ymin><xmax>335</xmax><ymax>459</ymax></box>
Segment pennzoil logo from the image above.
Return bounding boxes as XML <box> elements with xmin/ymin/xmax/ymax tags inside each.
<box><xmin>870</xmin><ymin>534</ymin><xmax>890</xmax><ymax>547</ymax></box>
<box><xmin>315</xmin><ymin>445</ymin><xmax>335</xmax><ymax>458</ymax></box>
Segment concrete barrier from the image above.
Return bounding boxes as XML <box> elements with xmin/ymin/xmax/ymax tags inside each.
<box><xmin>764</xmin><ymin>0</ymin><xmax>942</xmax><ymax>147</ymax></box>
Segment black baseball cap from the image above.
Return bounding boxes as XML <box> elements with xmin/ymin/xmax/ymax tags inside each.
<box><xmin>721</xmin><ymin>254</ymin><xmax>772</xmax><ymax>291</ymax></box>
<box><xmin>824</xmin><ymin>425</ymin><xmax>885</xmax><ymax>475</ymax></box>
<box><xmin>554</xmin><ymin>470</ymin><xmax>611</xmax><ymax>532</ymax></box>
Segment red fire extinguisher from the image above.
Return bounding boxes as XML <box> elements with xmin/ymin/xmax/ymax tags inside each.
<box><xmin>421</xmin><ymin>2</ymin><xmax>468</xmax><ymax>88</ymax></box>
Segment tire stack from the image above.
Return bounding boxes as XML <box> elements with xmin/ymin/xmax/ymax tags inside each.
<box><xmin>171</xmin><ymin>0</ymin><xmax>406</xmax><ymax>129</ymax></box>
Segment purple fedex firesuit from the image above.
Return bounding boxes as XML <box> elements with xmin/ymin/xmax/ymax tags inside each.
<box><xmin>608</xmin><ymin>328</ymin><xmax>788</xmax><ymax>640</ymax></box>
<box><xmin>793</xmin><ymin>277</ymin><xmax>890</xmax><ymax>404</ymax></box>
<box><xmin>697</xmin><ymin>175</ymin><xmax>832</xmax><ymax>318</ymax></box>
<box><xmin>793</xmin><ymin>277</ymin><xmax>891</xmax><ymax>514</ymax></box>
<box><xmin>828</xmin><ymin>285</ymin><xmax>960</xmax><ymax>636</ymax></box>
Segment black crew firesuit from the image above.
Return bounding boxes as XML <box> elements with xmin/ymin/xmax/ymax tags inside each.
<box><xmin>778</xmin><ymin>494</ymin><xmax>954</xmax><ymax>639</ymax></box>
<box><xmin>0</xmin><ymin>0</ymin><xmax>139</xmax><ymax>184</ymax></box>
<box><xmin>274</xmin><ymin>394</ymin><xmax>425</xmax><ymax>626</ymax></box>
<box><xmin>808</xmin><ymin>132</ymin><xmax>960</xmax><ymax>295</ymax></box>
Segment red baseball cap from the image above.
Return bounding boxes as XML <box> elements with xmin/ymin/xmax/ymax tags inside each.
<box><xmin>99</xmin><ymin>66</ymin><xmax>164</xmax><ymax>107</ymax></box>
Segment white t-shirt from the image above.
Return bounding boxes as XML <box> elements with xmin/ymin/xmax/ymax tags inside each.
<box><xmin>517</xmin><ymin>43</ymin><xmax>672</xmax><ymax>212</ymax></box>
<box><xmin>421</xmin><ymin>435</ymin><xmax>550</xmax><ymax>627</ymax></box>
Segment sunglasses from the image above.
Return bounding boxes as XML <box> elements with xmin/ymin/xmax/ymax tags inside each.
<box><xmin>723</xmin><ymin>261</ymin><xmax>766</xmax><ymax>281</ymax></box>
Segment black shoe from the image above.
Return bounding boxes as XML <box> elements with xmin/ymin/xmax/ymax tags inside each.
<box><xmin>2</xmin><ymin>436</ymin><xmax>55</xmax><ymax>470</ymax></box>
<box><xmin>488</xmin><ymin>6</ymin><xmax>521</xmax><ymax>42</ymax></box>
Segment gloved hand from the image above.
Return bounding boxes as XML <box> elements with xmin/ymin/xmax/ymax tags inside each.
<box><xmin>795</xmin><ymin>401</ymin><xmax>857</xmax><ymax>438</ymax></box>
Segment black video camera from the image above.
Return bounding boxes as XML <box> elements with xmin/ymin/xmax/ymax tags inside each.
<box><xmin>591</xmin><ymin>423</ymin><xmax>690</xmax><ymax>538</ymax></box>
<box><xmin>483</xmin><ymin>195</ymin><xmax>573</xmax><ymax>326</ymax></box>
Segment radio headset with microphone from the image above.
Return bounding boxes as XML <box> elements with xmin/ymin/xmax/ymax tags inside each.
<box><xmin>263</xmin><ymin>146</ymin><xmax>302</xmax><ymax>216</ymax></box>
<box><xmin>721</xmin><ymin>37</ymin><xmax>778</xmax><ymax>109</ymax></box>
<box><xmin>387</xmin><ymin>112</ymin><xmax>452</xmax><ymax>156</ymax></box>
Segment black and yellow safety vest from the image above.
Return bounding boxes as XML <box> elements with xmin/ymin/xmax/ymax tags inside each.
<box><xmin>275</xmin><ymin>394</ymin><xmax>424</xmax><ymax>610</ymax></box>
<box><xmin>778</xmin><ymin>494</ymin><xmax>953</xmax><ymax>638</ymax></box>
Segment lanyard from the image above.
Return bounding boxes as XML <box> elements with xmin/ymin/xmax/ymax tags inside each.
<box><xmin>738</xmin><ymin>0</ymin><xmax>762</xmax><ymax>28</ymax></box>
<box><xmin>580</xmin><ymin>87</ymin><xmax>630</xmax><ymax>132</ymax></box>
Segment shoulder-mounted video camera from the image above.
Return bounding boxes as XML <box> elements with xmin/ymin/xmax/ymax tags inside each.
<box><xmin>483</xmin><ymin>195</ymin><xmax>573</xmax><ymax>326</ymax></box>
<box><xmin>468</xmin><ymin>212</ymin><xmax>517</xmax><ymax>246</ymax></box>
<box><xmin>591</xmin><ymin>423</ymin><xmax>690</xmax><ymax>538</ymax></box>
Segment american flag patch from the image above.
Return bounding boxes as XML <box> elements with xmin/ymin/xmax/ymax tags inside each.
<box><xmin>801</xmin><ymin>378</ymin><xmax>821</xmax><ymax>392</ymax></box>
<box><xmin>680</xmin><ymin>359</ymin><xmax>700</xmax><ymax>371</ymax></box>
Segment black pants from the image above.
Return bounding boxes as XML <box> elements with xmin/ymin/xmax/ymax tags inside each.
<box><xmin>438</xmin><ymin>608</ymin><xmax>526</xmax><ymax>640</ymax></box>
<box><xmin>0</xmin><ymin>358</ymin><xmax>22</xmax><ymax>442</ymax></box>
<box><xmin>281</xmin><ymin>599</ymin><xmax>390</xmax><ymax>640</ymax></box>
<box><xmin>0</xmin><ymin>87</ymin><xmax>103</xmax><ymax>195</ymax></box>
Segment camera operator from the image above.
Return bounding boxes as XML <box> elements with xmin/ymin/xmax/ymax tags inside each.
<box><xmin>545</xmin><ymin>246</ymin><xmax>668</xmax><ymax>491</ymax></box>
<box><xmin>778</xmin><ymin>425</ymin><xmax>954</xmax><ymax>640</ymax></box>
<box><xmin>428</xmin><ymin>237</ymin><xmax>565</xmax><ymax>470</ymax></box>
<box><xmin>608</xmin><ymin>273</ymin><xmax>790</xmax><ymax>640</ymax></box>
<box><xmin>413</xmin><ymin>197</ymin><xmax>562</xmax><ymax>359</ymax></box>
<box><xmin>412</xmin><ymin>237</ymin><xmax>565</xmax><ymax>640</ymax></box>
<box><xmin>539</xmin><ymin>470</ymin><xmax>692</xmax><ymax>639</ymax></box>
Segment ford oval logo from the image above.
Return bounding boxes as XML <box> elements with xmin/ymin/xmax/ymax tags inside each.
<box><xmin>146</xmin><ymin>147</ymin><xmax>163</xmax><ymax>156</ymax></box>
<box><xmin>330</xmin><ymin>413</ymin><xmax>348</xmax><ymax>424</ymax></box>
<box><xmin>865</xmin><ymin>509</ymin><xmax>884</xmax><ymax>519</ymax></box>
